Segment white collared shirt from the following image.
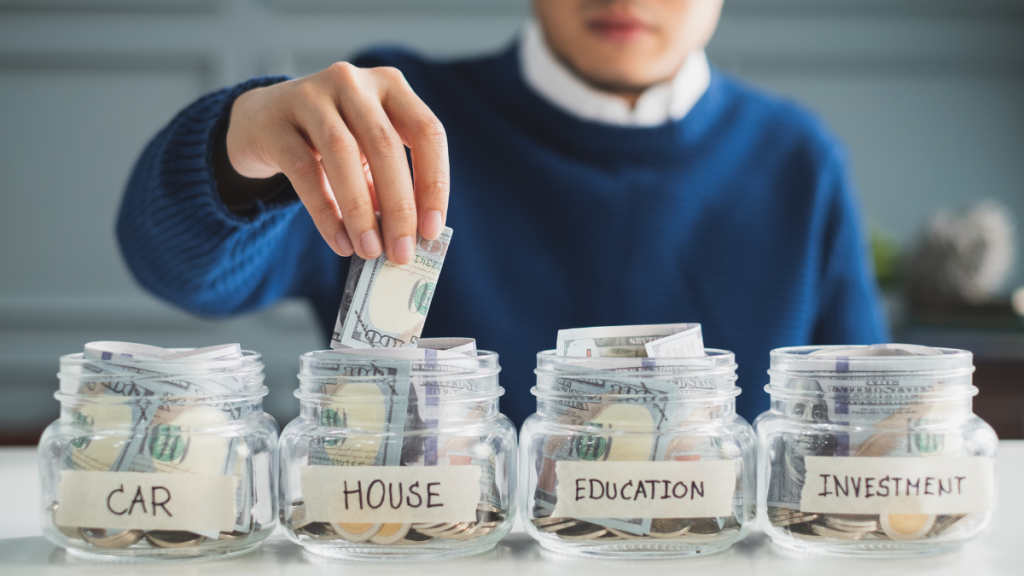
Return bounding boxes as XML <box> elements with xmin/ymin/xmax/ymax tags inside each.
<box><xmin>518</xmin><ymin>20</ymin><xmax>711</xmax><ymax>127</ymax></box>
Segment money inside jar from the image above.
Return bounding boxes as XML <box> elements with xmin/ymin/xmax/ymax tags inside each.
<box><xmin>526</xmin><ymin>325</ymin><xmax>753</xmax><ymax>551</ymax></box>
<box><xmin>761</xmin><ymin>344</ymin><xmax>997</xmax><ymax>550</ymax></box>
<box><xmin>47</xmin><ymin>342</ymin><xmax>268</xmax><ymax>553</ymax></box>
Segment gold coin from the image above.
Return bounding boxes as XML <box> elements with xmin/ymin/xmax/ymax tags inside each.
<box><xmin>79</xmin><ymin>528</ymin><xmax>145</xmax><ymax>549</ymax></box>
<box><xmin>607</xmin><ymin>528</ymin><xmax>644</xmax><ymax>540</ymax></box>
<box><xmin>880</xmin><ymin>514</ymin><xmax>936</xmax><ymax>541</ymax></box>
<box><xmin>370</xmin><ymin>523</ymin><xmax>411</xmax><ymax>545</ymax></box>
<box><xmin>770</xmin><ymin>513</ymin><xmax>819</xmax><ymax>528</ymax></box>
<box><xmin>331</xmin><ymin>522</ymin><xmax>382</xmax><ymax>543</ymax></box>
<box><xmin>145</xmin><ymin>531</ymin><xmax>206</xmax><ymax>549</ymax></box>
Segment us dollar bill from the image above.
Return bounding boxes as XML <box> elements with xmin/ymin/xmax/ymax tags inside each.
<box><xmin>539</xmin><ymin>325</ymin><xmax>726</xmax><ymax>535</ymax></box>
<box><xmin>766</xmin><ymin>344</ymin><xmax>966</xmax><ymax>511</ymax></box>
<box><xmin>556</xmin><ymin>323</ymin><xmax>703</xmax><ymax>358</ymax></box>
<box><xmin>331</xmin><ymin>228</ymin><xmax>453</xmax><ymax>349</ymax></box>
<box><xmin>65</xmin><ymin>342</ymin><xmax>253</xmax><ymax>536</ymax></box>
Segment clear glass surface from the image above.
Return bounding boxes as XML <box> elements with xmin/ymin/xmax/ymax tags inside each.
<box><xmin>38</xmin><ymin>351</ymin><xmax>278</xmax><ymax>561</ymax></box>
<box><xmin>279</xmin><ymin>350</ymin><xmax>517</xmax><ymax>561</ymax></box>
<box><xmin>756</xmin><ymin>345</ymin><xmax>999</xmax><ymax>557</ymax></box>
<box><xmin>520</xmin><ymin>350</ymin><xmax>756</xmax><ymax>558</ymax></box>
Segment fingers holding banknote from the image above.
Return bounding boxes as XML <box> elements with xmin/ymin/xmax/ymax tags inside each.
<box><xmin>225</xmin><ymin>62</ymin><xmax>449</xmax><ymax>264</ymax></box>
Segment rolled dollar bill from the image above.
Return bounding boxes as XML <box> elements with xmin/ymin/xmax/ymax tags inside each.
<box><xmin>331</xmin><ymin>228</ymin><xmax>453</xmax><ymax>349</ymax></box>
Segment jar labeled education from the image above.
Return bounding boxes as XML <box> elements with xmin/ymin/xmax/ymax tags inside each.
<box><xmin>756</xmin><ymin>345</ymin><xmax>998</xmax><ymax>556</ymax></box>
<box><xmin>38</xmin><ymin>343</ymin><xmax>278</xmax><ymax>561</ymax></box>
<box><xmin>521</xmin><ymin>350</ymin><xmax>756</xmax><ymax>558</ymax></box>
<box><xmin>279</xmin><ymin>348</ymin><xmax>516</xmax><ymax>560</ymax></box>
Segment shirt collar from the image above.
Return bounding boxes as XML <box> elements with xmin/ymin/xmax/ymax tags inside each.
<box><xmin>518</xmin><ymin>19</ymin><xmax>711</xmax><ymax>127</ymax></box>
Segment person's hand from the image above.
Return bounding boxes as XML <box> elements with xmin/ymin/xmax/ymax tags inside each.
<box><xmin>225</xmin><ymin>63</ymin><xmax>449</xmax><ymax>264</ymax></box>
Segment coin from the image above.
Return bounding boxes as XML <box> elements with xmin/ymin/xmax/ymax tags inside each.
<box><xmin>531</xmin><ymin>516</ymin><xmax>572</xmax><ymax>528</ymax></box>
<box><xmin>606</xmin><ymin>528</ymin><xmax>644</xmax><ymax>539</ymax></box>
<box><xmin>824</xmin><ymin>514</ymin><xmax>880</xmax><ymax>532</ymax></box>
<box><xmin>398</xmin><ymin>529</ymin><xmax>434</xmax><ymax>544</ymax></box>
<box><xmin>929</xmin><ymin>514</ymin><xmax>965</xmax><ymax>537</ymax></box>
<box><xmin>536</xmin><ymin>519</ymin><xmax>579</xmax><ymax>533</ymax></box>
<box><xmin>688</xmin><ymin>518</ymin><xmax>726</xmax><ymax>535</ymax></box>
<box><xmin>770</xmin><ymin>513</ymin><xmax>819</xmax><ymax>528</ymax></box>
<box><xmin>297</xmin><ymin>522</ymin><xmax>339</xmax><ymax>541</ymax></box>
<box><xmin>810</xmin><ymin>523</ymin><xmax>868</xmax><ymax>540</ymax></box>
<box><xmin>146</xmin><ymin>530</ymin><xmax>207</xmax><ymax>548</ymax></box>
<box><xmin>787</xmin><ymin>522</ymin><xmax>824</xmax><ymax>540</ymax></box>
<box><xmin>79</xmin><ymin>527</ymin><xmax>145</xmax><ymax>549</ymax></box>
<box><xmin>649</xmin><ymin>518</ymin><xmax>691</xmax><ymax>538</ymax></box>
<box><xmin>369</xmin><ymin>523</ymin><xmax>411</xmax><ymax>545</ymax></box>
<box><xmin>555</xmin><ymin>522</ymin><xmax>607</xmax><ymax>541</ymax></box>
<box><xmin>331</xmin><ymin>522</ymin><xmax>382</xmax><ymax>543</ymax></box>
<box><xmin>880</xmin><ymin>514</ymin><xmax>936</xmax><ymax>541</ymax></box>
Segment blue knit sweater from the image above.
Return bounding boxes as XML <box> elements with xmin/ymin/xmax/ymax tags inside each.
<box><xmin>118</xmin><ymin>44</ymin><xmax>888</xmax><ymax>427</ymax></box>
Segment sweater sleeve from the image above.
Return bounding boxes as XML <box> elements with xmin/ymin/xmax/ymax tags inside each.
<box><xmin>811</xmin><ymin>148</ymin><xmax>891</xmax><ymax>345</ymax></box>
<box><xmin>117</xmin><ymin>76</ymin><xmax>344</xmax><ymax>320</ymax></box>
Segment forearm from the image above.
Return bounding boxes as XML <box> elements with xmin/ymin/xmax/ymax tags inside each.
<box><xmin>117</xmin><ymin>76</ymin><xmax>326</xmax><ymax>317</ymax></box>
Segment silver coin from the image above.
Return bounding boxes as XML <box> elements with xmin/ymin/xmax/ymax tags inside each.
<box><xmin>79</xmin><ymin>527</ymin><xmax>145</xmax><ymax>549</ymax></box>
<box><xmin>825</xmin><ymin>514</ymin><xmax>880</xmax><ymax>531</ymax></box>
<box><xmin>531</xmin><ymin>516</ymin><xmax>571</xmax><ymax>528</ymax></box>
<box><xmin>771</xmin><ymin>513</ymin><xmax>820</xmax><ymax>527</ymax></box>
<box><xmin>145</xmin><ymin>530</ymin><xmax>207</xmax><ymax>549</ymax></box>
<box><xmin>649</xmin><ymin>518</ymin><xmax>692</xmax><ymax>539</ymax></box>
<box><xmin>929</xmin><ymin>514</ymin><xmax>966</xmax><ymax>537</ymax></box>
<box><xmin>331</xmin><ymin>522</ymin><xmax>382</xmax><ymax>543</ymax></box>
<box><xmin>369</xmin><ymin>523</ymin><xmax>411</xmax><ymax>545</ymax></box>
<box><xmin>556</xmin><ymin>522</ymin><xmax>607</xmax><ymax>541</ymax></box>
<box><xmin>536</xmin><ymin>519</ymin><xmax>579</xmax><ymax>533</ymax></box>
<box><xmin>811</xmin><ymin>523</ymin><xmax>868</xmax><ymax>540</ymax></box>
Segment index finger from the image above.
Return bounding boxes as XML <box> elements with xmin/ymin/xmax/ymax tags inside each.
<box><xmin>380</xmin><ymin>79</ymin><xmax>450</xmax><ymax>240</ymax></box>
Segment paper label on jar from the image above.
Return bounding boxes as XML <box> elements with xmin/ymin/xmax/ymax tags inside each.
<box><xmin>551</xmin><ymin>460</ymin><xmax>736</xmax><ymax>519</ymax></box>
<box><xmin>799</xmin><ymin>456</ymin><xmax>994</xmax><ymax>514</ymax></box>
<box><xmin>300</xmin><ymin>465</ymin><xmax>482</xmax><ymax>523</ymax></box>
<box><xmin>55</xmin><ymin>471</ymin><xmax>238</xmax><ymax>531</ymax></box>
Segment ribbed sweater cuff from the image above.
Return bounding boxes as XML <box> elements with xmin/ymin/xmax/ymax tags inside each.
<box><xmin>166</xmin><ymin>75</ymin><xmax>295</xmax><ymax>228</ymax></box>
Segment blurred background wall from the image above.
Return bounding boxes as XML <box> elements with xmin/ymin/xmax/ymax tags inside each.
<box><xmin>1</xmin><ymin>0</ymin><xmax>1023</xmax><ymax>443</ymax></box>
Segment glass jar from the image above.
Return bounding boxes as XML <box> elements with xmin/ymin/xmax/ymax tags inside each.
<box><xmin>756</xmin><ymin>345</ymin><xmax>998</xmax><ymax>557</ymax></box>
<box><xmin>38</xmin><ymin>350</ymin><xmax>278</xmax><ymax>561</ymax></box>
<box><xmin>520</xmin><ymin>350</ymin><xmax>756</xmax><ymax>558</ymax></box>
<box><xmin>279</xmin><ymin>349</ymin><xmax>516</xmax><ymax>561</ymax></box>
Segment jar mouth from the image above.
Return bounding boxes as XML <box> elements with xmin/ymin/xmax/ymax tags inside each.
<box><xmin>531</xmin><ymin>385</ymin><xmax>741</xmax><ymax>403</ymax></box>
<box><xmin>54</xmin><ymin>386</ymin><xmax>270</xmax><ymax>404</ymax></box>
<box><xmin>535</xmin><ymin>348</ymin><xmax>737</xmax><ymax>377</ymax></box>
<box><xmin>297</xmin><ymin>349</ymin><xmax>501</xmax><ymax>393</ymax></box>
<box><xmin>294</xmin><ymin>386</ymin><xmax>505</xmax><ymax>404</ymax></box>
<box><xmin>57</xmin><ymin>350</ymin><xmax>266</xmax><ymax>396</ymax></box>
<box><xmin>769</xmin><ymin>345</ymin><xmax>973</xmax><ymax>374</ymax></box>
<box><xmin>763</xmin><ymin>383</ymin><xmax>978</xmax><ymax>403</ymax></box>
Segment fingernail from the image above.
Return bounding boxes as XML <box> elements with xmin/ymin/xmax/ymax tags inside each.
<box><xmin>393</xmin><ymin>236</ymin><xmax>415</xmax><ymax>264</ymax></box>
<box><xmin>360</xmin><ymin>229</ymin><xmax>382</xmax><ymax>258</ymax></box>
<box><xmin>334</xmin><ymin>230</ymin><xmax>354</xmax><ymax>256</ymax></box>
<box><xmin>420</xmin><ymin>210</ymin><xmax>443</xmax><ymax>240</ymax></box>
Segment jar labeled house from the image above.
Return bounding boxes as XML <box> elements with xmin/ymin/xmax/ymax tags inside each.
<box><xmin>38</xmin><ymin>343</ymin><xmax>278</xmax><ymax>561</ymax></box>
<box><xmin>279</xmin><ymin>348</ymin><xmax>516</xmax><ymax>560</ymax></box>
<box><xmin>520</xmin><ymin>350</ymin><xmax>756</xmax><ymax>558</ymax></box>
<box><xmin>756</xmin><ymin>345</ymin><xmax>998</xmax><ymax>556</ymax></box>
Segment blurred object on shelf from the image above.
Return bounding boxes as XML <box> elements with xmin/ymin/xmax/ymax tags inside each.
<box><xmin>1013</xmin><ymin>287</ymin><xmax>1024</xmax><ymax>317</ymax></box>
<box><xmin>871</xmin><ymin>227</ymin><xmax>903</xmax><ymax>292</ymax></box>
<box><xmin>905</xmin><ymin>201</ymin><xmax>1016</xmax><ymax>306</ymax></box>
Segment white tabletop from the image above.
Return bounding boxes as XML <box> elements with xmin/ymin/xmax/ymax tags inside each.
<box><xmin>2</xmin><ymin>443</ymin><xmax>1022</xmax><ymax>575</ymax></box>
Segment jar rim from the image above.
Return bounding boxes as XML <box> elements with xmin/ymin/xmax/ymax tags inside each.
<box><xmin>297</xmin><ymin>349</ymin><xmax>501</xmax><ymax>388</ymax></box>
<box><xmin>769</xmin><ymin>344</ymin><xmax>973</xmax><ymax>375</ymax></box>
<box><xmin>536</xmin><ymin>348</ymin><xmax>736</xmax><ymax>370</ymax></box>
<box><xmin>59</xmin><ymin>350</ymin><xmax>264</xmax><ymax>370</ymax></box>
